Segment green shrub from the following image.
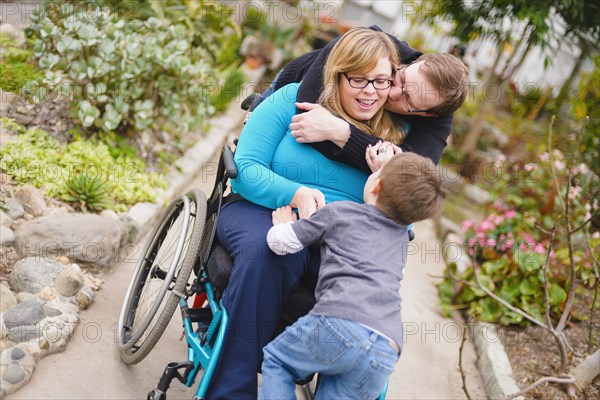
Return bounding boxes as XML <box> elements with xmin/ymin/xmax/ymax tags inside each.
<box><xmin>28</xmin><ymin>4</ymin><xmax>231</xmax><ymax>133</ymax></box>
<box><xmin>0</xmin><ymin>63</ymin><xmax>42</xmax><ymax>93</ymax></box>
<box><xmin>0</xmin><ymin>118</ymin><xmax>167</xmax><ymax>212</ymax></box>
<box><xmin>439</xmin><ymin>151</ymin><xmax>599</xmax><ymax>326</ymax></box>
<box><xmin>210</xmin><ymin>68</ymin><xmax>246</xmax><ymax>113</ymax></box>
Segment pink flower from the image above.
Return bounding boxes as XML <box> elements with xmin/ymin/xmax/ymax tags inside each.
<box><xmin>486</xmin><ymin>239</ymin><xmax>497</xmax><ymax>248</ymax></box>
<box><xmin>540</xmin><ymin>152</ymin><xmax>550</xmax><ymax>162</ymax></box>
<box><xmin>554</xmin><ymin>160</ymin><xmax>565</xmax><ymax>170</ymax></box>
<box><xmin>462</xmin><ymin>220</ymin><xmax>474</xmax><ymax>232</ymax></box>
<box><xmin>504</xmin><ymin>210</ymin><xmax>517</xmax><ymax>219</ymax></box>
<box><xmin>494</xmin><ymin>215</ymin><xmax>504</xmax><ymax>225</ymax></box>
<box><xmin>480</xmin><ymin>221</ymin><xmax>495</xmax><ymax>231</ymax></box>
<box><xmin>521</xmin><ymin>232</ymin><xmax>535</xmax><ymax>244</ymax></box>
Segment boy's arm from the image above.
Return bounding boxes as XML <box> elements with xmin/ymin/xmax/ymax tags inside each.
<box><xmin>267</xmin><ymin>223</ymin><xmax>304</xmax><ymax>256</ymax></box>
<box><xmin>266</xmin><ymin>206</ymin><xmax>331</xmax><ymax>256</ymax></box>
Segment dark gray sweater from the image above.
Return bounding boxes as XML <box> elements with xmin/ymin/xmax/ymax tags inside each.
<box><xmin>291</xmin><ymin>201</ymin><xmax>408</xmax><ymax>350</ymax></box>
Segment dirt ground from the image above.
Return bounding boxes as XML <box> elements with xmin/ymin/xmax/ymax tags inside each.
<box><xmin>501</xmin><ymin>290</ymin><xmax>600</xmax><ymax>399</ymax></box>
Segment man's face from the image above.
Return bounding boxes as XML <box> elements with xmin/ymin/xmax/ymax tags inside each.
<box><xmin>385</xmin><ymin>61</ymin><xmax>442</xmax><ymax>116</ymax></box>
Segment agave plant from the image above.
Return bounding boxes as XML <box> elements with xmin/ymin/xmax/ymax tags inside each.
<box><xmin>64</xmin><ymin>174</ymin><xmax>109</xmax><ymax>212</ymax></box>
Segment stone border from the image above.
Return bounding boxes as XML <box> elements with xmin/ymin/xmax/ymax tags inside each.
<box><xmin>436</xmin><ymin>216</ymin><xmax>523</xmax><ymax>400</ymax></box>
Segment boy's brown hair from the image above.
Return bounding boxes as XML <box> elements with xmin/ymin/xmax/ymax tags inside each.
<box><xmin>377</xmin><ymin>153</ymin><xmax>446</xmax><ymax>225</ymax></box>
<box><xmin>417</xmin><ymin>53</ymin><xmax>469</xmax><ymax>116</ymax></box>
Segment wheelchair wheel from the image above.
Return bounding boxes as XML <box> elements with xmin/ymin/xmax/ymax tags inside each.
<box><xmin>117</xmin><ymin>189</ymin><xmax>207</xmax><ymax>364</ymax></box>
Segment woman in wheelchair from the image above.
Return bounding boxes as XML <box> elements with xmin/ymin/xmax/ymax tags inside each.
<box><xmin>206</xmin><ymin>28</ymin><xmax>403</xmax><ymax>399</ymax></box>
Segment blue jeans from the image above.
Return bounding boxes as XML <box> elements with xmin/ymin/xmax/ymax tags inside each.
<box><xmin>259</xmin><ymin>315</ymin><xmax>400</xmax><ymax>400</ymax></box>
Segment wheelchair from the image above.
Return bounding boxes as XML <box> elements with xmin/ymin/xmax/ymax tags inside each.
<box><xmin>116</xmin><ymin>94</ymin><xmax>398</xmax><ymax>400</ymax></box>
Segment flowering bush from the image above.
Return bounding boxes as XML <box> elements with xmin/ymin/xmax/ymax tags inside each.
<box><xmin>439</xmin><ymin>147</ymin><xmax>599</xmax><ymax>326</ymax></box>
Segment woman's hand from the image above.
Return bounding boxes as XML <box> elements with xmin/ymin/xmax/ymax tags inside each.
<box><xmin>366</xmin><ymin>141</ymin><xmax>402</xmax><ymax>172</ymax></box>
<box><xmin>290</xmin><ymin>186</ymin><xmax>326</xmax><ymax>219</ymax></box>
<box><xmin>272</xmin><ymin>206</ymin><xmax>298</xmax><ymax>225</ymax></box>
<box><xmin>290</xmin><ymin>103</ymin><xmax>350</xmax><ymax>148</ymax></box>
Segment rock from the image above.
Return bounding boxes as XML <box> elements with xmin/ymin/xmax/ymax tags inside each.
<box><xmin>42</xmin><ymin>206</ymin><xmax>71</xmax><ymax>216</ymax></box>
<box><xmin>11</xmin><ymin>347</ymin><xmax>26</xmax><ymax>360</ymax></box>
<box><xmin>56</xmin><ymin>256</ymin><xmax>70</xmax><ymax>265</ymax></box>
<box><xmin>100</xmin><ymin>209</ymin><xmax>119</xmax><ymax>220</ymax></box>
<box><xmin>14</xmin><ymin>214</ymin><xmax>127</xmax><ymax>270</ymax></box>
<box><xmin>1</xmin><ymin>211</ymin><xmax>13</xmax><ymax>227</ymax></box>
<box><xmin>3</xmin><ymin>301</ymin><xmax>45</xmax><ymax>328</ymax></box>
<box><xmin>123</xmin><ymin>202</ymin><xmax>161</xmax><ymax>241</ymax></box>
<box><xmin>443</xmin><ymin>233</ymin><xmax>471</xmax><ymax>274</ymax></box>
<box><xmin>54</xmin><ymin>269</ymin><xmax>84</xmax><ymax>297</ymax></box>
<box><xmin>1</xmin><ymin>226</ymin><xmax>15</xmax><ymax>246</ymax></box>
<box><xmin>14</xmin><ymin>185</ymin><xmax>47</xmax><ymax>217</ymax></box>
<box><xmin>75</xmin><ymin>286</ymin><xmax>94</xmax><ymax>310</ymax></box>
<box><xmin>39</xmin><ymin>339</ymin><xmax>49</xmax><ymax>350</ymax></box>
<box><xmin>15</xmin><ymin>292</ymin><xmax>41</xmax><ymax>304</ymax></box>
<box><xmin>43</xmin><ymin>305</ymin><xmax>61</xmax><ymax>317</ymax></box>
<box><xmin>463</xmin><ymin>184</ymin><xmax>491</xmax><ymax>205</ymax></box>
<box><xmin>39</xmin><ymin>287</ymin><xmax>57</xmax><ymax>301</ymax></box>
<box><xmin>4</xmin><ymin>199</ymin><xmax>25</xmax><ymax>220</ymax></box>
<box><xmin>2</xmin><ymin>363</ymin><xmax>26</xmax><ymax>384</ymax></box>
<box><xmin>0</xmin><ymin>284</ymin><xmax>17</xmax><ymax>312</ymax></box>
<box><xmin>8</xmin><ymin>257</ymin><xmax>64</xmax><ymax>294</ymax></box>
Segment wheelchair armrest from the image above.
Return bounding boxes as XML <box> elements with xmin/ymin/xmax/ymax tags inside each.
<box><xmin>241</xmin><ymin>93</ymin><xmax>262</xmax><ymax>111</ymax></box>
<box><xmin>222</xmin><ymin>145</ymin><xmax>238</xmax><ymax>179</ymax></box>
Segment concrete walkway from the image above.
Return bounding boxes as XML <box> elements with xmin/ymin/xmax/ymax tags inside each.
<box><xmin>7</xmin><ymin>156</ymin><xmax>487</xmax><ymax>399</ymax></box>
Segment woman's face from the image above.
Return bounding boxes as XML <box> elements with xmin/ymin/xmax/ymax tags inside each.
<box><xmin>339</xmin><ymin>57</ymin><xmax>393</xmax><ymax>121</ymax></box>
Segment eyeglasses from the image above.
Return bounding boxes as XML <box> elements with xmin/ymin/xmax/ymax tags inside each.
<box><xmin>342</xmin><ymin>72</ymin><xmax>393</xmax><ymax>90</ymax></box>
<box><xmin>398</xmin><ymin>65</ymin><xmax>429</xmax><ymax>113</ymax></box>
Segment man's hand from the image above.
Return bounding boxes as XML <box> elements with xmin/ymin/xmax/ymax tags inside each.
<box><xmin>366</xmin><ymin>141</ymin><xmax>402</xmax><ymax>172</ymax></box>
<box><xmin>290</xmin><ymin>186</ymin><xmax>326</xmax><ymax>219</ymax></box>
<box><xmin>272</xmin><ymin>206</ymin><xmax>298</xmax><ymax>225</ymax></box>
<box><xmin>290</xmin><ymin>103</ymin><xmax>350</xmax><ymax>148</ymax></box>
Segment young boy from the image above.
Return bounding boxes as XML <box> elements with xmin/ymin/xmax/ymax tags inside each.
<box><xmin>259</xmin><ymin>152</ymin><xmax>447</xmax><ymax>399</ymax></box>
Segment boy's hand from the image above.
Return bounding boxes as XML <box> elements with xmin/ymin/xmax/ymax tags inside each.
<box><xmin>366</xmin><ymin>141</ymin><xmax>402</xmax><ymax>172</ymax></box>
<box><xmin>272</xmin><ymin>206</ymin><xmax>298</xmax><ymax>225</ymax></box>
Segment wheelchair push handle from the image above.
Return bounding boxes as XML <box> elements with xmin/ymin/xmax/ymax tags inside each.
<box><xmin>222</xmin><ymin>145</ymin><xmax>238</xmax><ymax>179</ymax></box>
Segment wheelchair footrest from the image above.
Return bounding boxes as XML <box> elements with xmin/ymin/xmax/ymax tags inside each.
<box><xmin>154</xmin><ymin>361</ymin><xmax>194</xmax><ymax>395</ymax></box>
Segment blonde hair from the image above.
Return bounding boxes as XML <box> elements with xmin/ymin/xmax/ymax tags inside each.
<box><xmin>318</xmin><ymin>28</ymin><xmax>401</xmax><ymax>143</ymax></box>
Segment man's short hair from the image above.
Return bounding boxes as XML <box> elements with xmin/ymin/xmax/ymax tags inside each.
<box><xmin>377</xmin><ymin>153</ymin><xmax>446</xmax><ymax>225</ymax></box>
<box><xmin>417</xmin><ymin>53</ymin><xmax>469</xmax><ymax>116</ymax></box>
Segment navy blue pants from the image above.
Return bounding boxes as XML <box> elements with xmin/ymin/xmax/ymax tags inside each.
<box><xmin>205</xmin><ymin>199</ymin><xmax>318</xmax><ymax>399</ymax></box>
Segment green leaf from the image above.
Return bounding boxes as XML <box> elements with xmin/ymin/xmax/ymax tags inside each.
<box><xmin>549</xmin><ymin>284</ymin><xmax>567</xmax><ymax>305</ymax></box>
<box><xmin>519</xmin><ymin>278</ymin><xmax>539</xmax><ymax>296</ymax></box>
<box><xmin>478</xmin><ymin>298</ymin><xmax>502</xmax><ymax>322</ymax></box>
<box><xmin>482</xmin><ymin>258</ymin><xmax>508</xmax><ymax>275</ymax></box>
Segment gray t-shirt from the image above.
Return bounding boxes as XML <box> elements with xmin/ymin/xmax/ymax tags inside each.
<box><xmin>292</xmin><ymin>201</ymin><xmax>408</xmax><ymax>349</ymax></box>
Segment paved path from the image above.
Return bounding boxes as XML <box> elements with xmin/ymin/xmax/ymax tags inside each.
<box><xmin>7</xmin><ymin>154</ymin><xmax>488</xmax><ymax>400</ymax></box>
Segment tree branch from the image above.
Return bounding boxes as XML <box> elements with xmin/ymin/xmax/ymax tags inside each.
<box><xmin>505</xmin><ymin>374</ymin><xmax>576</xmax><ymax>399</ymax></box>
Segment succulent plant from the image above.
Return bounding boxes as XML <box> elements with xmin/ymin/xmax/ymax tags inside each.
<box><xmin>28</xmin><ymin>2</ymin><xmax>238</xmax><ymax>133</ymax></box>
